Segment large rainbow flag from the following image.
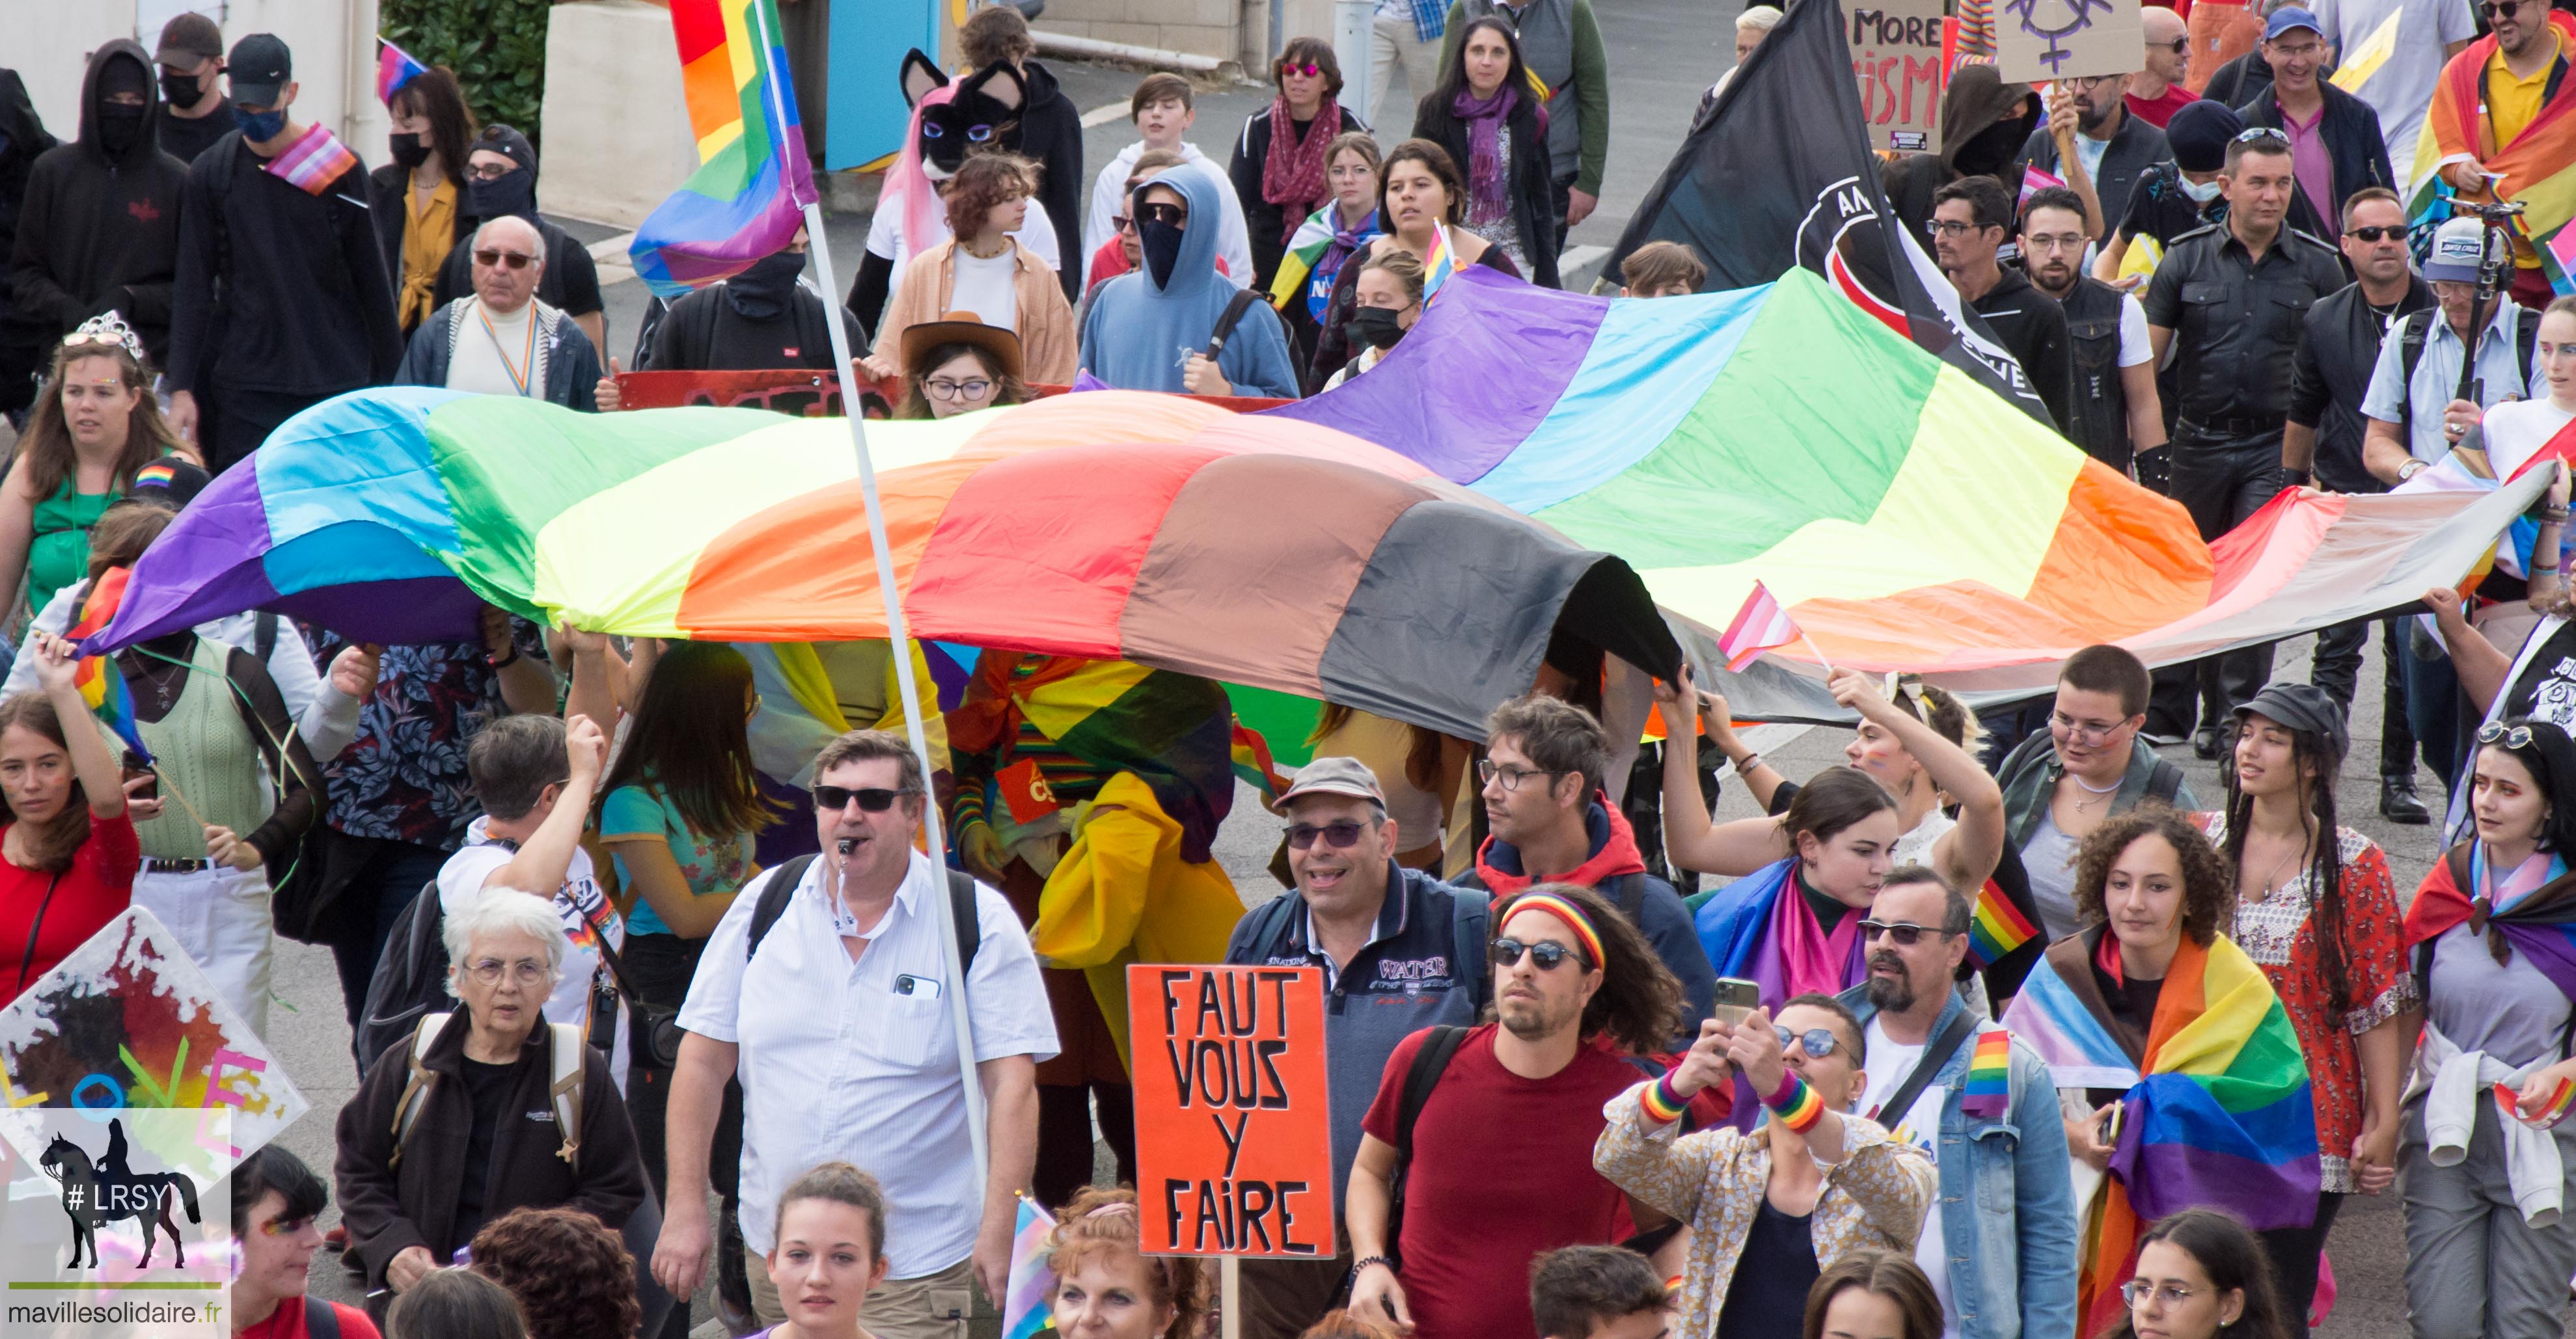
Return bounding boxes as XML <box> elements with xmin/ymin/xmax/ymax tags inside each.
<box><xmin>2002</xmin><ymin>932</ymin><xmax>2320</xmax><ymax>1337</ymax></box>
<box><xmin>1274</xmin><ymin>266</ymin><xmax>2545</xmax><ymax>716</ymax></box>
<box><xmin>77</xmin><ymin>389</ymin><xmax>1673</xmax><ymax>748</ymax></box>
<box><xmin>629</xmin><ymin>0</ymin><xmax>815</xmax><ymax>297</ymax></box>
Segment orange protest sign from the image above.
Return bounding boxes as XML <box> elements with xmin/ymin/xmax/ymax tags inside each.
<box><xmin>1127</xmin><ymin>965</ymin><xmax>1334</xmax><ymax>1258</ymax></box>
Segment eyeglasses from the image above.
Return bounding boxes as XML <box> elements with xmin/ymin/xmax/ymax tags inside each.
<box><xmin>2066</xmin><ymin>74</ymin><xmax>2119</xmax><ymax>89</ymax></box>
<box><xmin>465</xmin><ymin>161</ymin><xmax>519</xmax><ymax>182</ymax></box>
<box><xmin>812</xmin><ymin>784</ymin><xmax>919</xmax><ymax>813</ymax></box>
<box><xmin>2348</xmin><ymin>225</ymin><xmax>2405</xmax><ymax>242</ymax></box>
<box><xmin>2478</xmin><ymin>721</ymin><xmax>2542</xmax><ymax>750</ymax></box>
<box><xmin>2234</xmin><ymin>127</ymin><xmax>2291</xmax><ymax>144</ymax></box>
<box><xmin>1138</xmin><ymin>201</ymin><xmax>1188</xmax><ymax>227</ymax></box>
<box><xmin>465</xmin><ymin>957</ymin><xmax>550</xmax><ymax>986</ymax></box>
<box><xmin>1278</xmin><ymin>61</ymin><xmax>1324</xmax><ymax>77</ymax></box>
<box><xmin>473</xmin><ymin>249</ymin><xmax>536</xmax><ymax>271</ymax></box>
<box><xmin>1776</xmin><ymin>1026</ymin><xmax>1848</xmax><ymax>1059</ymax></box>
<box><xmin>922</xmin><ymin>377</ymin><xmax>995</xmax><ymax>401</ymax></box>
<box><xmin>2264</xmin><ymin>39</ymin><xmax>2323</xmax><ymax>57</ymax></box>
<box><xmin>1490</xmin><ymin>936</ymin><xmax>1587</xmax><ymax>971</ymax></box>
<box><xmin>2120</xmin><ymin>1281</ymin><xmax>2200</xmax><ymax>1308</ymax></box>
<box><xmin>1477</xmin><ymin>759</ymin><xmax>1565</xmax><ymax>791</ymax></box>
<box><xmin>1860</xmin><ymin>919</ymin><xmax>1951</xmax><ymax>947</ymax></box>
<box><xmin>1286</xmin><ymin>820</ymin><xmax>1369</xmax><ymax>850</ymax></box>
<box><xmin>1927</xmin><ymin>219</ymin><xmax>1989</xmax><ymax>237</ymax></box>
<box><xmin>2023</xmin><ymin>232</ymin><xmax>2089</xmax><ymax>252</ymax></box>
<box><xmin>2051</xmin><ymin>710</ymin><xmax>2135</xmax><ymax>745</ymax></box>
<box><xmin>1112</xmin><ymin>213</ymin><xmax>1136</xmax><ymax>233</ymax></box>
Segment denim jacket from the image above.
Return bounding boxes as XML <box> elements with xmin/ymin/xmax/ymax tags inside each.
<box><xmin>1837</xmin><ymin>984</ymin><xmax>2079</xmax><ymax>1339</ymax></box>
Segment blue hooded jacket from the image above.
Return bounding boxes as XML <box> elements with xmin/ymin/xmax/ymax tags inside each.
<box><xmin>1076</xmin><ymin>161</ymin><xmax>1299</xmax><ymax>397</ymax></box>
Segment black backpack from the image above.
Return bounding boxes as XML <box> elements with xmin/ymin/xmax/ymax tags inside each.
<box><xmin>353</xmin><ymin>880</ymin><xmax>447</xmax><ymax>1077</ymax></box>
<box><xmin>740</xmin><ymin>854</ymin><xmax>981</xmax><ymax>972</ymax></box>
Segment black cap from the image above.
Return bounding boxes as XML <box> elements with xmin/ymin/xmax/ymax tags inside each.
<box><xmin>471</xmin><ymin>123</ymin><xmax>538</xmax><ymax>174</ymax></box>
<box><xmin>2232</xmin><ymin>683</ymin><xmax>2348</xmax><ymax>763</ymax></box>
<box><xmin>226</xmin><ymin>33</ymin><xmax>292</xmax><ymax>109</ymax></box>
<box><xmin>2165</xmin><ymin>100</ymin><xmax>2243</xmax><ymax>175</ymax></box>
<box><xmin>155</xmin><ymin>13</ymin><xmax>225</xmax><ymax>66</ymax></box>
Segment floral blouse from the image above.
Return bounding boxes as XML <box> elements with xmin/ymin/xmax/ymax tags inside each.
<box><xmin>1594</xmin><ymin>1081</ymin><xmax>1934</xmax><ymax>1338</ymax></box>
<box><xmin>2200</xmin><ymin>815</ymin><xmax>2418</xmax><ymax>1193</ymax></box>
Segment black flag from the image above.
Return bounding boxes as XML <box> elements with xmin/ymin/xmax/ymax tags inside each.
<box><xmin>1610</xmin><ymin>0</ymin><xmax>2051</xmax><ymax>423</ymax></box>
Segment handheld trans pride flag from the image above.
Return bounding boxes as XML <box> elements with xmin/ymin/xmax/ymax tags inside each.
<box><xmin>2002</xmin><ymin>932</ymin><xmax>2319</xmax><ymax>1338</ymax></box>
<box><xmin>630</xmin><ymin>0</ymin><xmax>817</xmax><ymax>297</ymax></box>
<box><xmin>68</xmin><ymin>569</ymin><xmax>150</xmax><ymax>763</ymax></box>
<box><xmin>1004</xmin><ymin>1194</ymin><xmax>1056</xmax><ymax>1339</ymax></box>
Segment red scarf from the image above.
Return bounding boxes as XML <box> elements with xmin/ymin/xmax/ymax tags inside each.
<box><xmin>1260</xmin><ymin>97</ymin><xmax>1341</xmax><ymax>245</ymax></box>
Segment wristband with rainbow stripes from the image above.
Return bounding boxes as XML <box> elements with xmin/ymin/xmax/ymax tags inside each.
<box><xmin>1639</xmin><ymin>1072</ymin><xmax>1692</xmax><ymax>1125</ymax></box>
<box><xmin>1763</xmin><ymin>1069</ymin><xmax>1825</xmax><ymax>1133</ymax></box>
<box><xmin>2497</xmin><ymin>1076</ymin><xmax>2576</xmax><ymax>1128</ymax></box>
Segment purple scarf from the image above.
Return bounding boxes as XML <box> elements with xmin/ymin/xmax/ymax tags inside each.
<box><xmin>1451</xmin><ymin>84</ymin><xmax>1518</xmax><ymax>219</ymax></box>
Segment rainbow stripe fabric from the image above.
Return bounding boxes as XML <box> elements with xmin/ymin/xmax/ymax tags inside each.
<box><xmin>2409</xmin><ymin>10</ymin><xmax>2576</xmax><ymax>241</ymax></box>
<box><xmin>68</xmin><ymin>569</ymin><xmax>149</xmax><ymax>763</ymax></box>
<box><xmin>2002</xmin><ymin>934</ymin><xmax>2319</xmax><ymax>1336</ymax></box>
<box><xmin>629</xmin><ymin>0</ymin><xmax>816</xmax><ymax>297</ymax></box>
<box><xmin>1002</xmin><ymin>1195</ymin><xmax>1056</xmax><ymax>1339</ymax></box>
<box><xmin>262</xmin><ymin>124</ymin><xmax>357</xmax><ymax>196</ymax></box>
<box><xmin>133</xmin><ymin>463</ymin><xmax>177</xmax><ymax>490</ymax></box>
<box><xmin>1966</xmin><ymin>879</ymin><xmax>2040</xmax><ymax>969</ymax></box>
<box><xmin>1960</xmin><ymin>1029</ymin><xmax>2010</xmax><ymax>1118</ymax></box>
<box><xmin>2497</xmin><ymin>1077</ymin><xmax>2576</xmax><ymax>1129</ymax></box>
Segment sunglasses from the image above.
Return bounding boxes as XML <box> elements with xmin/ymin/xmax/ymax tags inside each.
<box><xmin>1138</xmin><ymin>201</ymin><xmax>1188</xmax><ymax>227</ymax></box>
<box><xmin>2235</xmin><ymin>126</ymin><xmax>2290</xmax><ymax>144</ymax></box>
<box><xmin>812</xmin><ymin>784</ymin><xmax>918</xmax><ymax>813</ymax></box>
<box><xmin>1490</xmin><ymin>936</ymin><xmax>1587</xmax><ymax>971</ymax></box>
<box><xmin>474</xmin><ymin>249</ymin><xmax>536</xmax><ymax>271</ymax></box>
<box><xmin>1112</xmin><ymin>213</ymin><xmax>1136</xmax><ymax>233</ymax></box>
<box><xmin>1860</xmin><ymin>919</ymin><xmax>1950</xmax><ymax>947</ymax></box>
<box><xmin>1776</xmin><ymin>1025</ymin><xmax>1848</xmax><ymax>1059</ymax></box>
<box><xmin>2348</xmin><ymin>224</ymin><xmax>2404</xmax><ymax>243</ymax></box>
<box><xmin>2159</xmin><ymin>36</ymin><xmax>2189</xmax><ymax>52</ymax></box>
<box><xmin>1285</xmin><ymin>820</ymin><xmax>1367</xmax><ymax>850</ymax></box>
<box><xmin>1279</xmin><ymin>61</ymin><xmax>1324</xmax><ymax>77</ymax></box>
<box><xmin>2484</xmin><ymin>0</ymin><xmax>2530</xmax><ymax>15</ymax></box>
<box><xmin>2479</xmin><ymin>721</ymin><xmax>2542</xmax><ymax>750</ymax></box>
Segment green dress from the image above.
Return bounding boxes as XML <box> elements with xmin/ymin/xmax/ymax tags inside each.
<box><xmin>28</xmin><ymin>480</ymin><xmax>115</xmax><ymax>621</ymax></box>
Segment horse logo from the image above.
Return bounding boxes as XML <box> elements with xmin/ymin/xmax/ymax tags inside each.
<box><xmin>36</xmin><ymin>1118</ymin><xmax>201</xmax><ymax>1269</ymax></box>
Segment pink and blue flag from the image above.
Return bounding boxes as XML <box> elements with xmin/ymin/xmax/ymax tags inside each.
<box><xmin>629</xmin><ymin>0</ymin><xmax>817</xmax><ymax>297</ymax></box>
<box><xmin>1004</xmin><ymin>1195</ymin><xmax>1056</xmax><ymax>1339</ymax></box>
<box><xmin>376</xmin><ymin>39</ymin><xmax>430</xmax><ymax>105</ymax></box>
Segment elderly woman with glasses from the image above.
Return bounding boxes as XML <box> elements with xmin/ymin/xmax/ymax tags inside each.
<box><xmin>1595</xmin><ymin>992</ymin><xmax>1934</xmax><ymax>1339</ymax></box>
<box><xmin>335</xmin><ymin>891</ymin><xmax>648</xmax><ymax>1324</ymax></box>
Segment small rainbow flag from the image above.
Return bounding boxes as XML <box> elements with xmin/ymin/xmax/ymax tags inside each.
<box><xmin>68</xmin><ymin>569</ymin><xmax>150</xmax><ymax>763</ymax></box>
<box><xmin>262</xmin><ymin>124</ymin><xmax>359</xmax><ymax>196</ymax></box>
<box><xmin>1419</xmin><ymin>225</ymin><xmax>1461</xmax><ymax>305</ymax></box>
<box><xmin>376</xmin><ymin>38</ymin><xmax>430</xmax><ymax>105</ymax></box>
<box><xmin>1717</xmin><ymin>580</ymin><xmax>1801</xmax><ymax>671</ymax></box>
<box><xmin>1967</xmin><ymin>878</ymin><xmax>2040</xmax><ymax>969</ymax></box>
<box><xmin>1003</xmin><ymin>1195</ymin><xmax>1057</xmax><ymax>1339</ymax></box>
<box><xmin>2498</xmin><ymin>1076</ymin><xmax>2576</xmax><ymax>1128</ymax></box>
<box><xmin>2542</xmin><ymin>218</ymin><xmax>2576</xmax><ymax>298</ymax></box>
<box><xmin>1229</xmin><ymin>719</ymin><xmax>1289</xmax><ymax>804</ymax></box>
<box><xmin>1960</xmin><ymin>1028</ymin><xmax>2011</xmax><ymax>1116</ymax></box>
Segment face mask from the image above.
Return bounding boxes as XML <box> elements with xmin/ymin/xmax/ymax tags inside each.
<box><xmin>1140</xmin><ymin>219</ymin><xmax>1186</xmax><ymax>288</ymax></box>
<box><xmin>96</xmin><ymin>105</ymin><xmax>146</xmax><ymax>158</ymax></box>
<box><xmin>724</xmin><ymin>248</ymin><xmax>806</xmax><ymax>321</ymax></box>
<box><xmin>2179</xmin><ymin>174</ymin><xmax>2223</xmax><ymax>203</ymax></box>
<box><xmin>467</xmin><ymin>167</ymin><xmax>537</xmax><ymax>222</ymax></box>
<box><xmin>238</xmin><ymin>106</ymin><xmax>287</xmax><ymax>142</ymax></box>
<box><xmin>389</xmin><ymin>132</ymin><xmax>431</xmax><ymax>169</ymax></box>
<box><xmin>159</xmin><ymin>71</ymin><xmax>200</xmax><ymax>107</ymax></box>
<box><xmin>1351</xmin><ymin>304</ymin><xmax>1408</xmax><ymax>351</ymax></box>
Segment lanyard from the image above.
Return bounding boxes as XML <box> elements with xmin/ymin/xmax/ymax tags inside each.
<box><xmin>476</xmin><ymin>303</ymin><xmax>539</xmax><ymax>398</ymax></box>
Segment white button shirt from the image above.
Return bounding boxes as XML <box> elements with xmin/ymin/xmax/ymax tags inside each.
<box><xmin>678</xmin><ymin>849</ymin><xmax>1058</xmax><ymax>1277</ymax></box>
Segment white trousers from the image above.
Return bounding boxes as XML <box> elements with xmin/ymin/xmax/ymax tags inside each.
<box><xmin>1369</xmin><ymin>12</ymin><xmax>1443</xmax><ymax>139</ymax></box>
<box><xmin>133</xmin><ymin>864</ymin><xmax>272</xmax><ymax>1038</ymax></box>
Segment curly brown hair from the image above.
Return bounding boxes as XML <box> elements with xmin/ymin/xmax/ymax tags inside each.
<box><xmin>1492</xmin><ymin>882</ymin><xmax>1686</xmax><ymax>1055</ymax></box>
<box><xmin>2071</xmin><ymin>805</ymin><xmax>2234</xmax><ymax>949</ymax></box>
<box><xmin>1047</xmin><ymin>1187</ymin><xmax>1211</xmax><ymax>1339</ymax></box>
<box><xmin>944</xmin><ymin>152</ymin><xmax>1035</xmax><ymax>240</ymax></box>
<box><xmin>469</xmin><ymin>1208</ymin><xmax>638</xmax><ymax>1339</ymax></box>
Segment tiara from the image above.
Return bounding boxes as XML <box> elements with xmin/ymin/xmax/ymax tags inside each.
<box><xmin>64</xmin><ymin>313</ymin><xmax>146</xmax><ymax>362</ymax></box>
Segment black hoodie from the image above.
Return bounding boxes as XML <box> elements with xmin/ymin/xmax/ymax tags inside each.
<box><xmin>0</xmin><ymin>67</ymin><xmax>59</xmax><ymax>413</ymax></box>
<box><xmin>8</xmin><ymin>42</ymin><xmax>189</xmax><ymax>364</ymax></box>
<box><xmin>1015</xmin><ymin>59</ymin><xmax>1085</xmax><ymax>304</ymax></box>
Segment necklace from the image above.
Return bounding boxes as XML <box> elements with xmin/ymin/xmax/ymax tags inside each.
<box><xmin>959</xmin><ymin>236</ymin><xmax>1011</xmax><ymax>260</ymax></box>
<box><xmin>2248</xmin><ymin>842</ymin><xmax>2301</xmax><ymax>900</ymax></box>
<box><xmin>2068</xmin><ymin>771</ymin><xmax>2121</xmax><ymax>812</ymax></box>
<box><xmin>126</xmin><ymin>653</ymin><xmax>185</xmax><ymax>712</ymax></box>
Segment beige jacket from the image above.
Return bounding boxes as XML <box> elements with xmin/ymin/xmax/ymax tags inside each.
<box><xmin>873</xmin><ymin>239</ymin><xmax>1076</xmax><ymax>385</ymax></box>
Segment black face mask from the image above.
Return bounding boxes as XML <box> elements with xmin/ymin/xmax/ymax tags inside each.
<box><xmin>159</xmin><ymin>71</ymin><xmax>200</xmax><ymax>108</ymax></box>
<box><xmin>724</xmin><ymin>249</ymin><xmax>806</xmax><ymax>321</ymax></box>
<box><xmin>1350</xmin><ymin>304</ymin><xmax>1408</xmax><ymax>351</ymax></box>
<box><xmin>389</xmin><ymin>131</ymin><xmax>432</xmax><ymax>169</ymax></box>
<box><xmin>96</xmin><ymin>105</ymin><xmax>146</xmax><ymax>159</ymax></box>
<box><xmin>467</xmin><ymin>167</ymin><xmax>536</xmax><ymax>221</ymax></box>
<box><xmin>1140</xmin><ymin>219</ymin><xmax>1186</xmax><ymax>288</ymax></box>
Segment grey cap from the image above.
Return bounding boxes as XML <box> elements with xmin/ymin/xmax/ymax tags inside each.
<box><xmin>226</xmin><ymin>33</ymin><xmax>291</xmax><ymax>108</ymax></box>
<box><xmin>2232</xmin><ymin>682</ymin><xmax>2348</xmax><ymax>763</ymax></box>
<box><xmin>1278</xmin><ymin>756</ymin><xmax>1386</xmax><ymax>807</ymax></box>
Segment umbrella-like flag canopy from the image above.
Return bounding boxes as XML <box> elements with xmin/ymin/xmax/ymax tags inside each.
<box><xmin>89</xmin><ymin>387</ymin><xmax>1675</xmax><ymax>742</ymax></box>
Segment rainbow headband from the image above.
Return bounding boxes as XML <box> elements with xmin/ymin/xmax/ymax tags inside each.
<box><xmin>1501</xmin><ymin>890</ymin><xmax>1604</xmax><ymax>969</ymax></box>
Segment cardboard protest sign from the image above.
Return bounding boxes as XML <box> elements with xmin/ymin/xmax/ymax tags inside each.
<box><xmin>0</xmin><ymin>909</ymin><xmax>307</xmax><ymax>1170</ymax></box>
<box><xmin>1127</xmin><ymin>965</ymin><xmax>1332</xmax><ymax>1257</ymax></box>
<box><xmin>1997</xmin><ymin>0</ymin><xmax>2144</xmax><ymax>82</ymax></box>
<box><xmin>1852</xmin><ymin>0</ymin><xmax>1949</xmax><ymax>154</ymax></box>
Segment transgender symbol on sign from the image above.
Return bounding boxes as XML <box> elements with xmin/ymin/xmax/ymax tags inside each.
<box><xmin>2003</xmin><ymin>0</ymin><xmax>2117</xmax><ymax>73</ymax></box>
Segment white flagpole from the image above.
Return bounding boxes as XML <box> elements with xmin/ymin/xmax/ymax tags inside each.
<box><xmin>743</xmin><ymin>0</ymin><xmax>989</xmax><ymax>1187</ymax></box>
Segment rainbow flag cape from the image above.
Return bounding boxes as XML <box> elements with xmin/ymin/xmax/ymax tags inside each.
<box><xmin>376</xmin><ymin>38</ymin><xmax>430</xmax><ymax>104</ymax></box>
<box><xmin>2405</xmin><ymin>841</ymin><xmax>2576</xmax><ymax>1003</ymax></box>
<box><xmin>1267</xmin><ymin>205</ymin><xmax>1379</xmax><ymax>320</ymax></box>
<box><xmin>1275</xmin><ymin>265</ymin><xmax>2542</xmax><ymax>715</ymax></box>
<box><xmin>68</xmin><ymin>569</ymin><xmax>150</xmax><ymax>763</ymax></box>
<box><xmin>1004</xmin><ymin>1195</ymin><xmax>1056</xmax><ymax>1339</ymax></box>
<box><xmin>2002</xmin><ymin>931</ymin><xmax>2320</xmax><ymax>1336</ymax></box>
<box><xmin>2408</xmin><ymin>10</ymin><xmax>2576</xmax><ymax>236</ymax></box>
<box><xmin>1693</xmin><ymin>858</ymin><xmax>1866</xmax><ymax>1007</ymax></box>
<box><xmin>630</xmin><ymin>0</ymin><xmax>817</xmax><ymax>297</ymax></box>
<box><xmin>262</xmin><ymin>124</ymin><xmax>357</xmax><ymax>196</ymax></box>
